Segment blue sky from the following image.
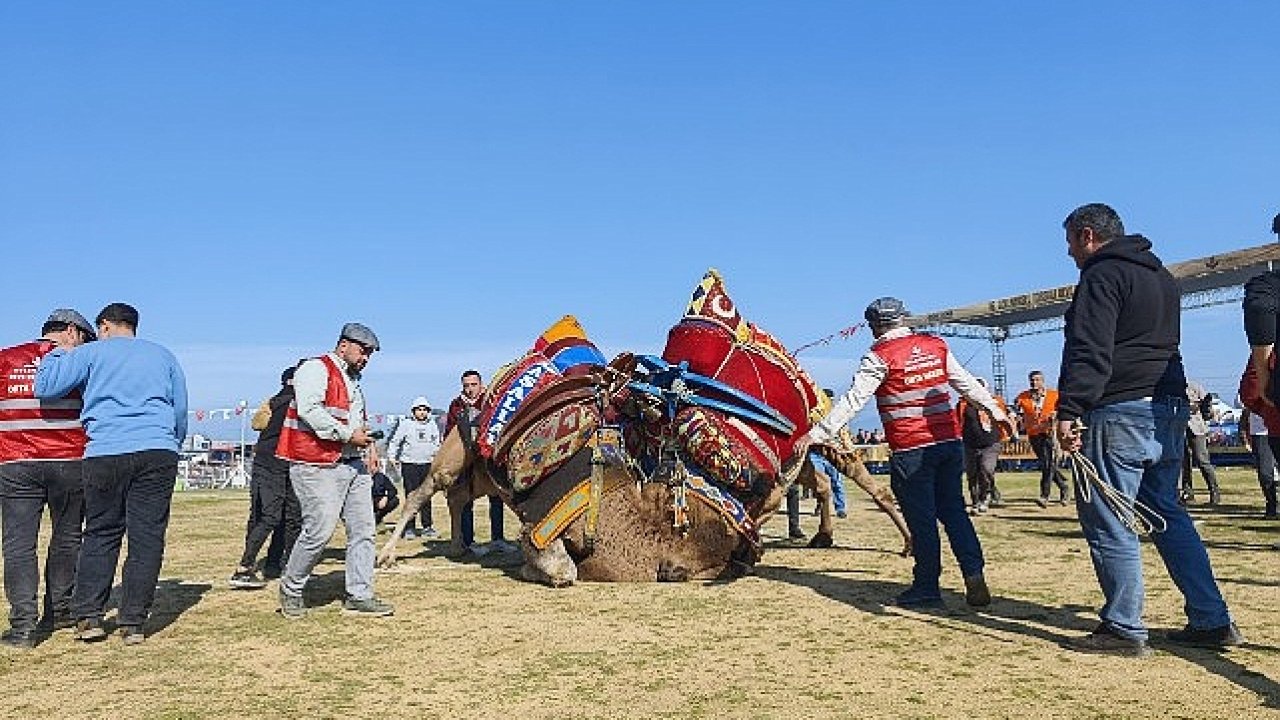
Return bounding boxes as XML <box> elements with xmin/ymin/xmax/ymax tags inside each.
<box><xmin>3</xmin><ymin>2</ymin><xmax>1277</xmax><ymax>438</ymax></box>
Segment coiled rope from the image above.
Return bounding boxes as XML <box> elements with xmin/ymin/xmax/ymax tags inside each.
<box><xmin>1064</xmin><ymin>420</ymin><xmax>1167</xmax><ymax>535</ymax></box>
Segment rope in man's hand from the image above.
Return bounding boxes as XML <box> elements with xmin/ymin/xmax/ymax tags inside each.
<box><xmin>1063</xmin><ymin>419</ymin><xmax>1167</xmax><ymax>536</ymax></box>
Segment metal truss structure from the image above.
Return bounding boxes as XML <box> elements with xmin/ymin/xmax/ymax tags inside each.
<box><xmin>905</xmin><ymin>242</ymin><xmax>1279</xmax><ymax>397</ymax></box>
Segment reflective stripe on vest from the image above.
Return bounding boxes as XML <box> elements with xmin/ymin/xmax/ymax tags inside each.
<box><xmin>275</xmin><ymin>355</ymin><xmax>353</xmax><ymax>464</ymax></box>
<box><xmin>0</xmin><ymin>398</ymin><xmax>83</xmax><ymax>411</ymax></box>
<box><xmin>878</xmin><ymin>400</ymin><xmax>954</xmax><ymax>422</ymax></box>
<box><xmin>0</xmin><ymin>341</ymin><xmax>88</xmax><ymax>463</ymax></box>
<box><xmin>0</xmin><ymin>419</ymin><xmax>84</xmax><ymax>431</ymax></box>
<box><xmin>872</xmin><ymin>333</ymin><xmax>961</xmax><ymax>451</ymax></box>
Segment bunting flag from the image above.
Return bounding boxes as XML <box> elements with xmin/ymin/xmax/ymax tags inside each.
<box><xmin>188</xmin><ymin>405</ymin><xmax>411</xmax><ymax>425</ymax></box>
<box><xmin>793</xmin><ymin>322</ymin><xmax>865</xmax><ymax>355</ymax></box>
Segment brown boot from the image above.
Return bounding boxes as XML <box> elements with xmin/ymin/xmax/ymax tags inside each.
<box><xmin>964</xmin><ymin>574</ymin><xmax>991</xmax><ymax>607</ymax></box>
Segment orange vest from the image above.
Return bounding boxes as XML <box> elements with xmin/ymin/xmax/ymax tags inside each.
<box><xmin>873</xmin><ymin>333</ymin><xmax>961</xmax><ymax>452</ymax></box>
<box><xmin>0</xmin><ymin>341</ymin><xmax>86</xmax><ymax>463</ymax></box>
<box><xmin>1014</xmin><ymin>388</ymin><xmax>1058</xmax><ymax>437</ymax></box>
<box><xmin>276</xmin><ymin>355</ymin><xmax>353</xmax><ymax>464</ymax></box>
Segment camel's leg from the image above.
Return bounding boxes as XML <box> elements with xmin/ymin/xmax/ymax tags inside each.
<box><xmin>445</xmin><ymin>478</ymin><xmax>477</xmax><ymax>557</ymax></box>
<box><xmin>378</xmin><ymin>427</ymin><xmax>471</xmax><ymax>567</ymax></box>
<box><xmin>519</xmin><ymin>535</ymin><xmax>577</xmax><ymax>587</ymax></box>
<box><xmin>377</xmin><ymin>483</ymin><xmax>445</xmax><ymax>567</ymax></box>
<box><xmin>822</xmin><ymin>448</ymin><xmax>912</xmax><ymax>557</ymax></box>
<box><xmin>808</xmin><ymin>465</ymin><xmax>835</xmax><ymax>549</ymax></box>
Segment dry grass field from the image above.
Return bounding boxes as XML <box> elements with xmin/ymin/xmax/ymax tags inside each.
<box><xmin>1</xmin><ymin>467</ymin><xmax>1276</xmax><ymax>719</ymax></box>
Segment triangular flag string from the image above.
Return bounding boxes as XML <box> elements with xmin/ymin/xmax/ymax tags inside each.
<box><xmin>793</xmin><ymin>322</ymin><xmax>865</xmax><ymax>355</ymax></box>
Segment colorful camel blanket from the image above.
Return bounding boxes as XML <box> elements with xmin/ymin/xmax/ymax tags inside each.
<box><xmin>658</xmin><ymin>269</ymin><xmax>824</xmax><ymax>491</ymax></box>
<box><xmin>478</xmin><ymin>315</ymin><xmax>608</xmax><ymax>491</ymax></box>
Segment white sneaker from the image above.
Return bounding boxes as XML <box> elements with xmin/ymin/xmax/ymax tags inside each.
<box><xmin>468</xmin><ymin>542</ymin><xmax>492</xmax><ymax>557</ymax></box>
<box><xmin>420</xmin><ymin>527</ymin><xmax>440</xmax><ymax>539</ymax></box>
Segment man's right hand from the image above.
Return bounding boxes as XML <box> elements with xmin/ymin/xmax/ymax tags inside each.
<box><xmin>350</xmin><ymin>428</ymin><xmax>374</xmax><ymax>448</ymax></box>
<box><xmin>1055</xmin><ymin>419</ymin><xmax>1082</xmax><ymax>454</ymax></box>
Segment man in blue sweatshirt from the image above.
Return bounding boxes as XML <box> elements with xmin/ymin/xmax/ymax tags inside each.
<box><xmin>34</xmin><ymin>302</ymin><xmax>188</xmax><ymax>646</ymax></box>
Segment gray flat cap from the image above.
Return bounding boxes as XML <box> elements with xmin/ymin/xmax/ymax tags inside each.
<box><xmin>340</xmin><ymin>322</ymin><xmax>380</xmax><ymax>351</ymax></box>
<box><xmin>47</xmin><ymin>308</ymin><xmax>97</xmax><ymax>341</ymax></box>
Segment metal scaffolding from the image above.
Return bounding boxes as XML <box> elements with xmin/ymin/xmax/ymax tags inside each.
<box><xmin>905</xmin><ymin>242</ymin><xmax>1280</xmax><ymax>397</ymax></box>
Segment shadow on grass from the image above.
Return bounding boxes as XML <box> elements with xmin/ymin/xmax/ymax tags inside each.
<box><xmin>148</xmin><ymin>579</ymin><xmax>212</xmax><ymax>635</ymax></box>
<box><xmin>1202</xmin><ymin>539</ymin><xmax>1280</xmax><ymax>552</ymax></box>
<box><xmin>99</xmin><ymin>578</ymin><xmax>211</xmax><ymax>636</ymax></box>
<box><xmin>986</xmin><ymin>513</ymin><xmax>1080</xmax><ymax>525</ymax></box>
<box><xmin>759</xmin><ymin>564</ymin><xmax>1279</xmax><ymax>709</ymax></box>
<box><xmin>756</xmin><ymin>563</ymin><xmax>1094</xmax><ymax>647</ymax></box>
<box><xmin>301</xmin><ymin>569</ymin><xmax>348</xmax><ymax>607</ymax></box>
<box><xmin>1217</xmin><ymin>575</ymin><xmax>1280</xmax><ymax>588</ymax></box>
<box><xmin>1153</xmin><ymin>642</ymin><xmax>1280</xmax><ymax>709</ymax></box>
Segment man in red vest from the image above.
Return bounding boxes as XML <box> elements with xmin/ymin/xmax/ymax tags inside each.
<box><xmin>0</xmin><ymin>309</ymin><xmax>96</xmax><ymax>648</ymax></box>
<box><xmin>798</xmin><ymin>297</ymin><xmax>1016</xmax><ymax>609</ymax></box>
<box><xmin>276</xmin><ymin>323</ymin><xmax>393</xmax><ymax>619</ymax></box>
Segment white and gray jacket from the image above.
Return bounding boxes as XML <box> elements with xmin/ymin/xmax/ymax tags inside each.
<box><xmin>386</xmin><ymin>418</ymin><xmax>441</xmax><ymax>464</ymax></box>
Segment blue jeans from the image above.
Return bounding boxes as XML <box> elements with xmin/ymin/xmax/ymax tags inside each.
<box><xmin>1077</xmin><ymin>397</ymin><xmax>1231</xmax><ymax>641</ymax></box>
<box><xmin>809</xmin><ymin>452</ymin><xmax>846</xmax><ymax>514</ymax></box>
<box><xmin>889</xmin><ymin>440</ymin><xmax>983</xmax><ymax>597</ymax></box>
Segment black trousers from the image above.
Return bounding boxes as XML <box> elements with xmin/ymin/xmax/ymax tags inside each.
<box><xmin>73</xmin><ymin>450</ymin><xmax>177</xmax><ymax>627</ymax></box>
<box><xmin>1030</xmin><ymin>434</ymin><xmax>1070</xmax><ymax>501</ymax></box>
<box><xmin>785</xmin><ymin>484</ymin><xmax>803</xmax><ymax>533</ymax></box>
<box><xmin>238</xmin><ymin>460</ymin><xmax>301</xmax><ymax>570</ymax></box>
<box><xmin>399</xmin><ymin>462</ymin><xmax>433</xmax><ymax>531</ymax></box>
<box><xmin>0</xmin><ymin>460</ymin><xmax>84</xmax><ymax>631</ymax></box>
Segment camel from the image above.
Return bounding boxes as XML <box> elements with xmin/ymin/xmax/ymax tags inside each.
<box><xmin>376</xmin><ymin>421</ymin><xmax>909</xmax><ymax>584</ymax></box>
<box><xmin>376</xmin><ymin>421</ymin><xmax>783</xmax><ymax>584</ymax></box>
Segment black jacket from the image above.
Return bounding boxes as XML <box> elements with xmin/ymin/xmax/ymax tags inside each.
<box><xmin>371</xmin><ymin>472</ymin><xmax>398</xmax><ymax>502</ymax></box>
<box><xmin>960</xmin><ymin>402</ymin><xmax>1000</xmax><ymax>449</ymax></box>
<box><xmin>1058</xmin><ymin>235</ymin><xmax>1187</xmax><ymax>420</ymax></box>
<box><xmin>1243</xmin><ymin>270</ymin><xmax>1280</xmax><ymax>404</ymax></box>
<box><xmin>253</xmin><ymin>385</ymin><xmax>295</xmax><ymax>469</ymax></box>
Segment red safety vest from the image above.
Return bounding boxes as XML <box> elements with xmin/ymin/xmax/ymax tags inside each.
<box><xmin>276</xmin><ymin>355</ymin><xmax>354</xmax><ymax>464</ymax></box>
<box><xmin>0</xmin><ymin>341</ymin><xmax>86</xmax><ymax>463</ymax></box>
<box><xmin>873</xmin><ymin>333</ymin><xmax>961</xmax><ymax>452</ymax></box>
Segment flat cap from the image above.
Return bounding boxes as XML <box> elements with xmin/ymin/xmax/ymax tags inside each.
<box><xmin>863</xmin><ymin>297</ymin><xmax>908</xmax><ymax>327</ymax></box>
<box><xmin>340</xmin><ymin>322</ymin><xmax>380</xmax><ymax>351</ymax></box>
<box><xmin>47</xmin><ymin>308</ymin><xmax>97</xmax><ymax>341</ymax></box>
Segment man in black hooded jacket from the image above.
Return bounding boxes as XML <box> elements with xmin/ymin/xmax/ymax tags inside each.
<box><xmin>1054</xmin><ymin>203</ymin><xmax>1239</xmax><ymax>657</ymax></box>
<box><xmin>229</xmin><ymin>364</ymin><xmax>303</xmax><ymax>589</ymax></box>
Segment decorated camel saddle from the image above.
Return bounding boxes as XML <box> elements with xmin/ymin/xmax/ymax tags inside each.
<box><xmin>631</xmin><ymin>269</ymin><xmax>824</xmax><ymax>489</ymax></box>
<box><xmin>476</xmin><ymin>315</ymin><xmax>632</xmax><ymax>493</ymax></box>
<box><xmin>619</xmin><ymin>269</ymin><xmax>826</xmax><ymax>546</ymax></box>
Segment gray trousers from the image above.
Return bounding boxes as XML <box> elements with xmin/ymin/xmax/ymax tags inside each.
<box><xmin>281</xmin><ymin>462</ymin><xmax>376</xmax><ymax>601</ymax></box>
<box><xmin>1181</xmin><ymin>432</ymin><xmax>1220</xmax><ymax>497</ymax></box>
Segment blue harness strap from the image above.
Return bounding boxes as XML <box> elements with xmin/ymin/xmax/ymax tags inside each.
<box><xmin>628</xmin><ymin>355</ymin><xmax>795</xmax><ymax>435</ymax></box>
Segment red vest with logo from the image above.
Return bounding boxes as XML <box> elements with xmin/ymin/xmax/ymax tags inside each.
<box><xmin>276</xmin><ymin>355</ymin><xmax>353</xmax><ymax>464</ymax></box>
<box><xmin>0</xmin><ymin>341</ymin><xmax>87</xmax><ymax>463</ymax></box>
<box><xmin>873</xmin><ymin>333</ymin><xmax>961</xmax><ymax>452</ymax></box>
